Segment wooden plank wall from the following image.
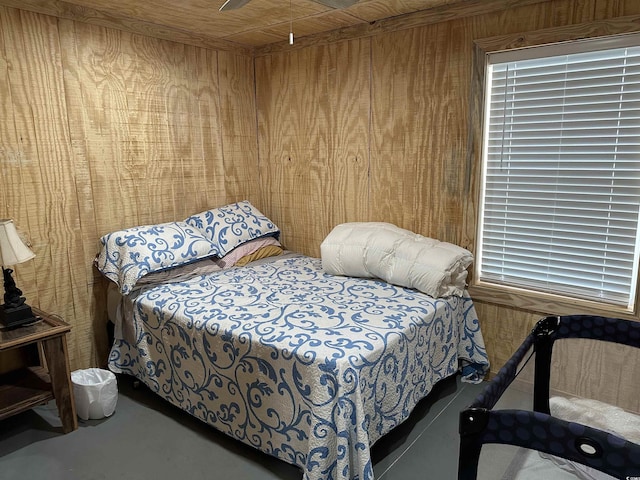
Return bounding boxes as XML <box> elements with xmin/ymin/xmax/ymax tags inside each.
<box><xmin>255</xmin><ymin>0</ymin><xmax>640</xmax><ymax>411</ymax></box>
<box><xmin>0</xmin><ymin>7</ymin><xmax>259</xmax><ymax>371</ymax></box>
<box><xmin>255</xmin><ymin>40</ymin><xmax>371</xmax><ymax>249</ymax></box>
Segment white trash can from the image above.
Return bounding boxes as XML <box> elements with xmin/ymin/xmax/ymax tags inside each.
<box><xmin>71</xmin><ymin>368</ymin><xmax>118</xmax><ymax>420</ymax></box>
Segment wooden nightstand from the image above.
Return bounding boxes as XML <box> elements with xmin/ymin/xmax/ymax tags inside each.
<box><xmin>0</xmin><ymin>308</ymin><xmax>78</xmax><ymax>433</ymax></box>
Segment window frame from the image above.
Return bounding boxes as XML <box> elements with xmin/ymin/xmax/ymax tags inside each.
<box><xmin>465</xmin><ymin>16</ymin><xmax>640</xmax><ymax>320</ymax></box>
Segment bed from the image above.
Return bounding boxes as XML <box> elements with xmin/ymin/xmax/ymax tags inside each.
<box><xmin>458</xmin><ymin>314</ymin><xmax>640</xmax><ymax>480</ymax></box>
<box><xmin>96</xmin><ymin>202</ymin><xmax>489</xmax><ymax>480</ymax></box>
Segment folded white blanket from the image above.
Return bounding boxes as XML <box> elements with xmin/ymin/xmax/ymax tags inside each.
<box><xmin>320</xmin><ymin>222</ymin><xmax>473</xmax><ymax>298</ymax></box>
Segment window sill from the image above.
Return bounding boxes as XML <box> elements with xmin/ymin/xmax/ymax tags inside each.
<box><xmin>468</xmin><ymin>282</ymin><xmax>639</xmax><ymax>321</ymax></box>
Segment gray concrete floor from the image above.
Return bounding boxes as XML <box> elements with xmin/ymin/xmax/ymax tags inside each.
<box><xmin>0</xmin><ymin>374</ymin><xmax>521</xmax><ymax>480</ymax></box>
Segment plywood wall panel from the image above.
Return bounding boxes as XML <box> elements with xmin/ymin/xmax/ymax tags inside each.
<box><xmin>190</xmin><ymin>48</ymin><xmax>227</xmax><ymax>211</ymax></box>
<box><xmin>255</xmin><ymin>49</ymin><xmax>304</xmax><ymax>242</ymax></box>
<box><xmin>1</xmin><ymin>7</ymin><xmax>258</xmax><ymax>372</ymax></box>
<box><xmin>551</xmin><ymin>339</ymin><xmax>640</xmax><ymax>413</ymax></box>
<box><xmin>0</xmin><ymin>9</ymin><xmax>91</xmax><ymax>369</ymax></box>
<box><xmin>256</xmin><ymin>38</ymin><xmax>370</xmax><ymax>256</ymax></box>
<box><xmin>324</xmin><ymin>40</ymin><xmax>370</xmax><ymax>228</ymax></box>
<box><xmin>217</xmin><ymin>51</ymin><xmax>260</xmax><ymax>207</ymax></box>
<box><xmin>474</xmin><ymin>301</ymin><xmax>542</xmax><ymax>373</ymax></box>
<box><xmin>369</xmin><ymin>22</ymin><xmax>472</xmax><ymax>242</ymax></box>
<box><xmin>63</xmin><ymin>22</ymin><xmax>225</xmax><ymax>236</ymax></box>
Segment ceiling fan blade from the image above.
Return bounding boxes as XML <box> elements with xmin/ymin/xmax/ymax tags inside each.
<box><xmin>219</xmin><ymin>0</ymin><xmax>253</xmax><ymax>11</ymax></box>
<box><xmin>311</xmin><ymin>0</ymin><xmax>359</xmax><ymax>8</ymax></box>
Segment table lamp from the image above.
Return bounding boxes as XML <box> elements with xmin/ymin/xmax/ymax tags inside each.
<box><xmin>0</xmin><ymin>219</ymin><xmax>36</xmax><ymax>328</ymax></box>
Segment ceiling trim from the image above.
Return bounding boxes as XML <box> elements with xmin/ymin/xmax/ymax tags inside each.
<box><xmin>254</xmin><ymin>0</ymin><xmax>554</xmax><ymax>56</ymax></box>
<box><xmin>0</xmin><ymin>0</ymin><xmax>555</xmax><ymax>57</ymax></box>
<box><xmin>0</xmin><ymin>0</ymin><xmax>253</xmax><ymax>55</ymax></box>
<box><xmin>474</xmin><ymin>13</ymin><xmax>640</xmax><ymax>52</ymax></box>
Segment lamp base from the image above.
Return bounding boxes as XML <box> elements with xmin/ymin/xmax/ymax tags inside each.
<box><xmin>0</xmin><ymin>303</ymin><xmax>37</xmax><ymax>328</ymax></box>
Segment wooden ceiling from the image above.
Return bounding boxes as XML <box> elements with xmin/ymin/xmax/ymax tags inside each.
<box><xmin>0</xmin><ymin>0</ymin><xmax>492</xmax><ymax>52</ymax></box>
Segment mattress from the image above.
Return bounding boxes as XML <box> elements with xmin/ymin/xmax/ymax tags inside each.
<box><xmin>480</xmin><ymin>446</ymin><xmax>617</xmax><ymax>480</ymax></box>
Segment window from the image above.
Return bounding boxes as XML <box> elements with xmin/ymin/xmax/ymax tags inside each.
<box><xmin>477</xmin><ymin>35</ymin><xmax>640</xmax><ymax>310</ymax></box>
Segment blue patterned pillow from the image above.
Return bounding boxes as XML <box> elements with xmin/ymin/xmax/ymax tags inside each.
<box><xmin>185</xmin><ymin>201</ymin><xmax>280</xmax><ymax>257</ymax></box>
<box><xmin>96</xmin><ymin>221</ymin><xmax>217</xmax><ymax>294</ymax></box>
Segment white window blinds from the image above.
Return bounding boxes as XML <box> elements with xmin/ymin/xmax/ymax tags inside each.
<box><xmin>478</xmin><ymin>38</ymin><xmax>640</xmax><ymax>309</ymax></box>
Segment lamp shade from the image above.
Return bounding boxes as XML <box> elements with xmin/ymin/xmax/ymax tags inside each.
<box><xmin>0</xmin><ymin>219</ymin><xmax>35</xmax><ymax>266</ymax></box>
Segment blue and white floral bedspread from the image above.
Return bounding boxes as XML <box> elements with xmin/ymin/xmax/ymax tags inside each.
<box><xmin>109</xmin><ymin>254</ymin><xmax>488</xmax><ymax>480</ymax></box>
